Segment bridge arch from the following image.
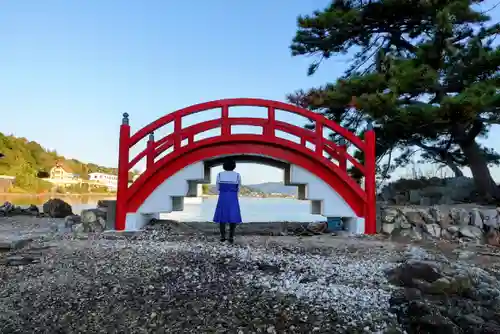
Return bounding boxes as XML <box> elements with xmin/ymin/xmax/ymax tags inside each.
<box><xmin>116</xmin><ymin>98</ymin><xmax>376</xmax><ymax>234</ymax></box>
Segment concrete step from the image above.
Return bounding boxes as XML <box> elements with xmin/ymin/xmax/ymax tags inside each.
<box><xmin>125</xmin><ymin>162</ymin><xmax>205</xmax><ymax>230</ymax></box>
<box><xmin>124</xmin><ymin>160</ymin><xmax>364</xmax><ymax>234</ymax></box>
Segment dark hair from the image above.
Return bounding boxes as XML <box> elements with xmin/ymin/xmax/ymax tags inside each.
<box><xmin>222</xmin><ymin>159</ymin><xmax>236</xmax><ymax>171</ymax></box>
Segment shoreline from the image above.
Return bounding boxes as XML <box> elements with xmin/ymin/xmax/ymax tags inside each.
<box><xmin>2</xmin><ymin>193</ymin><xmax>296</xmax><ymax>199</ymax></box>
<box><xmin>0</xmin><ymin>193</ymin><xmax>116</xmax><ymax>197</ymax></box>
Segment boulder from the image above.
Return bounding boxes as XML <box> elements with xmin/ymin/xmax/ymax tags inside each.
<box><xmin>71</xmin><ymin>223</ymin><xmax>85</xmax><ymax>233</ymax></box>
<box><xmin>423</xmin><ymin>223</ymin><xmax>441</xmax><ymax>238</ymax></box>
<box><xmin>381</xmin><ymin>207</ymin><xmax>399</xmax><ymax>223</ymax></box>
<box><xmin>459</xmin><ymin>226</ymin><xmax>483</xmax><ymax>240</ymax></box>
<box><xmin>450</xmin><ymin>208</ymin><xmax>470</xmax><ymax>226</ymax></box>
<box><xmin>382</xmin><ymin>222</ymin><xmax>397</xmax><ymax>234</ymax></box>
<box><xmin>480</xmin><ymin>209</ymin><xmax>499</xmax><ymax>228</ymax></box>
<box><xmin>470</xmin><ymin>209</ymin><xmax>483</xmax><ymax>229</ymax></box>
<box><xmin>428</xmin><ymin>206</ymin><xmax>452</xmax><ymax>227</ymax></box>
<box><xmin>80</xmin><ymin>208</ymin><xmax>107</xmax><ymax>232</ymax></box>
<box><xmin>0</xmin><ymin>201</ymin><xmax>15</xmax><ymax>216</ymax></box>
<box><xmin>404</xmin><ymin>210</ymin><xmax>426</xmax><ymax>226</ymax></box>
<box><xmin>386</xmin><ymin>256</ymin><xmax>500</xmax><ymax>334</ymax></box>
<box><xmin>64</xmin><ymin>215</ymin><xmax>82</xmax><ymax>228</ymax></box>
<box><xmin>42</xmin><ymin>198</ymin><xmax>73</xmax><ymax>218</ymax></box>
<box><xmin>485</xmin><ymin>229</ymin><xmax>500</xmax><ymax>247</ymax></box>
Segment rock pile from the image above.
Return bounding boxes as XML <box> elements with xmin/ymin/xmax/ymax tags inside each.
<box><xmin>387</xmin><ymin>246</ymin><xmax>500</xmax><ymax>333</ymax></box>
<box><xmin>0</xmin><ymin>202</ymin><xmax>39</xmax><ymax>217</ymax></box>
<box><xmin>380</xmin><ymin>205</ymin><xmax>500</xmax><ymax>244</ymax></box>
<box><xmin>65</xmin><ymin>200</ymin><xmax>113</xmax><ymax>233</ymax></box>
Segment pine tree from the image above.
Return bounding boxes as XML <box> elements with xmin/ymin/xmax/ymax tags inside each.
<box><xmin>288</xmin><ymin>0</ymin><xmax>500</xmax><ymax>200</ymax></box>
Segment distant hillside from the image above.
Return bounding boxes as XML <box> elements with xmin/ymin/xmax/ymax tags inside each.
<box><xmin>202</xmin><ymin>184</ymin><xmax>265</xmax><ymax>196</ymax></box>
<box><xmin>0</xmin><ymin>132</ymin><xmax>135</xmax><ymax>193</ymax></box>
<box><xmin>247</xmin><ymin>182</ymin><xmax>298</xmax><ymax>196</ymax></box>
<box><xmin>202</xmin><ymin>182</ymin><xmax>297</xmax><ymax>197</ymax></box>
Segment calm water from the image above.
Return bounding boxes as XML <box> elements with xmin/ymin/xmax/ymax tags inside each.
<box><xmin>0</xmin><ymin>194</ymin><xmax>114</xmax><ymax>215</ymax></box>
<box><xmin>1</xmin><ymin>195</ymin><xmax>326</xmax><ymax>222</ymax></box>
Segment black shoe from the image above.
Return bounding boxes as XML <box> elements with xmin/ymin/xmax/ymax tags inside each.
<box><xmin>228</xmin><ymin>238</ymin><xmax>234</xmax><ymax>244</ymax></box>
<box><xmin>220</xmin><ymin>238</ymin><xmax>226</xmax><ymax>242</ymax></box>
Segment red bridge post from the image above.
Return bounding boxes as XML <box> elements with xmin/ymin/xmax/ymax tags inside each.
<box><xmin>146</xmin><ymin>133</ymin><xmax>155</xmax><ymax>168</ymax></box>
<box><xmin>364</xmin><ymin>120</ymin><xmax>377</xmax><ymax>234</ymax></box>
<box><xmin>338</xmin><ymin>138</ymin><xmax>347</xmax><ymax>172</ymax></box>
<box><xmin>116</xmin><ymin>113</ymin><xmax>130</xmax><ymax>231</ymax></box>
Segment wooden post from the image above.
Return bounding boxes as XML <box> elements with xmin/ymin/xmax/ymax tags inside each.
<box><xmin>364</xmin><ymin>120</ymin><xmax>377</xmax><ymax>234</ymax></box>
<box><xmin>115</xmin><ymin>113</ymin><xmax>130</xmax><ymax>231</ymax></box>
<box><xmin>147</xmin><ymin>132</ymin><xmax>155</xmax><ymax>168</ymax></box>
<box><xmin>338</xmin><ymin>138</ymin><xmax>347</xmax><ymax>172</ymax></box>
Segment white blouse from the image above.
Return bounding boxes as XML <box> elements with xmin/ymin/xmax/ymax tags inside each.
<box><xmin>216</xmin><ymin>171</ymin><xmax>241</xmax><ymax>192</ymax></box>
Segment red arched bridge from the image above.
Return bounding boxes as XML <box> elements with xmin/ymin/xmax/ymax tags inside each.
<box><xmin>116</xmin><ymin>98</ymin><xmax>376</xmax><ymax>234</ymax></box>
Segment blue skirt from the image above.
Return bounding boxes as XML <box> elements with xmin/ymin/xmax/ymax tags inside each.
<box><xmin>213</xmin><ymin>183</ymin><xmax>242</xmax><ymax>224</ymax></box>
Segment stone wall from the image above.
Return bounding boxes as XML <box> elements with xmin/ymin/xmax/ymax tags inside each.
<box><xmin>379</xmin><ymin>204</ymin><xmax>500</xmax><ymax>245</ymax></box>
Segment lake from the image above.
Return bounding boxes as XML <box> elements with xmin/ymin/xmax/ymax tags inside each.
<box><xmin>1</xmin><ymin>195</ymin><xmax>326</xmax><ymax>222</ymax></box>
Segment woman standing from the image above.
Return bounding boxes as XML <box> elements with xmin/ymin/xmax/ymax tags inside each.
<box><xmin>213</xmin><ymin>159</ymin><xmax>242</xmax><ymax>243</ymax></box>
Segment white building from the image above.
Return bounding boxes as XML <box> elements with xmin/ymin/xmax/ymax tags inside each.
<box><xmin>88</xmin><ymin>172</ymin><xmax>118</xmax><ymax>190</ymax></box>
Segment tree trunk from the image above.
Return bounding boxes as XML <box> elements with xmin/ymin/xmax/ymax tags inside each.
<box><xmin>443</xmin><ymin>159</ymin><xmax>464</xmax><ymax>177</ymax></box>
<box><xmin>459</xmin><ymin>139</ymin><xmax>500</xmax><ymax>200</ymax></box>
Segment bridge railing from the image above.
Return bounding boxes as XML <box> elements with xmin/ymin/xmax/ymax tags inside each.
<box><xmin>116</xmin><ymin>98</ymin><xmax>376</xmax><ymax>232</ymax></box>
<box><xmin>122</xmin><ymin>99</ymin><xmax>370</xmax><ymax>177</ymax></box>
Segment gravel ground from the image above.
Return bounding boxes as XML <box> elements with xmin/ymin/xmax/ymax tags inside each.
<box><xmin>0</xmin><ymin>219</ymin><xmax>403</xmax><ymax>334</ymax></box>
<box><xmin>8</xmin><ymin>217</ymin><xmax>500</xmax><ymax>333</ymax></box>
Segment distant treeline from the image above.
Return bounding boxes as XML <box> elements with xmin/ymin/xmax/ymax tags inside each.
<box><xmin>0</xmin><ymin>132</ymin><xmax>135</xmax><ymax>193</ymax></box>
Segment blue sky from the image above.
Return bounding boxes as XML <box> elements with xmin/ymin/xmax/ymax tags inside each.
<box><xmin>1</xmin><ymin>0</ymin><xmax>499</xmax><ymax>185</ymax></box>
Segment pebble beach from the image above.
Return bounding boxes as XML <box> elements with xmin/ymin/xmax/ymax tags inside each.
<box><xmin>1</xmin><ymin>216</ymin><xmax>500</xmax><ymax>333</ymax></box>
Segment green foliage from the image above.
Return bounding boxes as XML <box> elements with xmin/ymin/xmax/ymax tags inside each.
<box><xmin>0</xmin><ymin>132</ymin><xmax>125</xmax><ymax>193</ymax></box>
<box><xmin>288</xmin><ymin>0</ymin><xmax>500</xmax><ymax>198</ymax></box>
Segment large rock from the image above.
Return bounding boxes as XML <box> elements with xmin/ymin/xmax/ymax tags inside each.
<box><xmin>423</xmin><ymin>223</ymin><xmax>441</xmax><ymax>238</ymax></box>
<box><xmin>42</xmin><ymin>198</ymin><xmax>73</xmax><ymax>218</ymax></box>
<box><xmin>382</xmin><ymin>222</ymin><xmax>397</xmax><ymax>234</ymax></box>
<box><xmin>65</xmin><ymin>214</ymin><xmax>81</xmax><ymax>228</ymax></box>
<box><xmin>470</xmin><ymin>209</ymin><xmax>483</xmax><ymax>228</ymax></box>
<box><xmin>404</xmin><ymin>210</ymin><xmax>426</xmax><ymax>226</ymax></box>
<box><xmin>481</xmin><ymin>209</ymin><xmax>499</xmax><ymax>228</ymax></box>
<box><xmin>459</xmin><ymin>226</ymin><xmax>483</xmax><ymax>240</ymax></box>
<box><xmin>387</xmin><ymin>258</ymin><xmax>500</xmax><ymax>334</ymax></box>
<box><xmin>79</xmin><ymin>208</ymin><xmax>107</xmax><ymax>232</ymax></box>
<box><xmin>450</xmin><ymin>208</ymin><xmax>470</xmax><ymax>226</ymax></box>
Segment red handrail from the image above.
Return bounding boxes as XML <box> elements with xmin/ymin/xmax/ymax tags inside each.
<box><xmin>128</xmin><ymin>117</ymin><xmax>365</xmax><ymax>174</ymax></box>
<box><xmin>128</xmin><ymin>98</ymin><xmax>366</xmax><ymax>150</ymax></box>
